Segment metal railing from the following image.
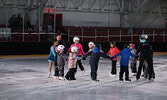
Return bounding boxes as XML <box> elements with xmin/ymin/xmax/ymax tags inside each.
<box><xmin>67</xmin><ymin>27</ymin><xmax>167</xmax><ymax>42</ymax></box>
<box><xmin>0</xmin><ymin>27</ymin><xmax>166</xmax><ymax>42</ymax></box>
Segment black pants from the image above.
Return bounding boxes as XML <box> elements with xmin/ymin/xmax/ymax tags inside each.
<box><xmin>143</xmin><ymin>60</ymin><xmax>155</xmax><ymax>79</ymax></box>
<box><xmin>119</xmin><ymin>65</ymin><xmax>129</xmax><ymax>80</ymax></box>
<box><xmin>136</xmin><ymin>57</ymin><xmax>153</xmax><ymax>79</ymax></box>
<box><xmin>58</xmin><ymin>66</ymin><xmax>64</xmax><ymax>76</ymax></box>
<box><xmin>54</xmin><ymin>66</ymin><xmax>59</xmax><ymax>76</ymax></box>
<box><xmin>111</xmin><ymin>60</ymin><xmax>117</xmax><ymax>74</ymax></box>
<box><xmin>65</xmin><ymin>68</ymin><xmax>77</xmax><ymax>80</ymax></box>
<box><xmin>130</xmin><ymin>63</ymin><xmax>137</xmax><ymax>73</ymax></box>
<box><xmin>90</xmin><ymin>64</ymin><xmax>98</xmax><ymax>80</ymax></box>
<box><xmin>77</xmin><ymin>58</ymin><xmax>84</xmax><ymax>71</ymax></box>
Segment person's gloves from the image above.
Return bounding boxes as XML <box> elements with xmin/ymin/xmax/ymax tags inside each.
<box><xmin>110</xmin><ymin>57</ymin><xmax>114</xmax><ymax>60</ymax></box>
<box><xmin>82</xmin><ymin>55</ymin><xmax>86</xmax><ymax>60</ymax></box>
<box><xmin>135</xmin><ymin>55</ymin><xmax>139</xmax><ymax>59</ymax></box>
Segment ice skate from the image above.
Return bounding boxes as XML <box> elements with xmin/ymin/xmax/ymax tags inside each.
<box><xmin>53</xmin><ymin>76</ymin><xmax>59</xmax><ymax>79</ymax></box>
<box><xmin>131</xmin><ymin>73</ymin><xmax>136</xmax><ymax>76</ymax></box>
<box><xmin>81</xmin><ymin>70</ymin><xmax>86</xmax><ymax>75</ymax></box>
<box><xmin>109</xmin><ymin>73</ymin><xmax>117</xmax><ymax>77</ymax></box>
<box><xmin>59</xmin><ymin>76</ymin><xmax>65</xmax><ymax>80</ymax></box>
<box><xmin>119</xmin><ymin>79</ymin><xmax>124</xmax><ymax>83</ymax></box>
<box><xmin>125</xmin><ymin>79</ymin><xmax>131</xmax><ymax>82</ymax></box>
<box><xmin>92</xmin><ymin>79</ymin><xmax>99</xmax><ymax>82</ymax></box>
<box><xmin>48</xmin><ymin>72</ymin><xmax>51</xmax><ymax>78</ymax></box>
<box><xmin>148</xmin><ymin>78</ymin><xmax>154</xmax><ymax>82</ymax></box>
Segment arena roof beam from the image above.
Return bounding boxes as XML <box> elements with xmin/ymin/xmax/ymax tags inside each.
<box><xmin>27</xmin><ymin>0</ymin><xmax>34</xmax><ymax>10</ymax></box>
<box><xmin>114</xmin><ymin>0</ymin><xmax>122</xmax><ymax>11</ymax></box>
<box><xmin>80</xmin><ymin>0</ymin><xmax>86</xmax><ymax>7</ymax></box>
<box><xmin>134</xmin><ymin>0</ymin><xmax>149</xmax><ymax>13</ymax></box>
<box><xmin>58</xmin><ymin>0</ymin><xmax>66</xmax><ymax>8</ymax></box>
<box><xmin>90</xmin><ymin>0</ymin><xmax>97</xmax><ymax>10</ymax></box>
<box><xmin>71</xmin><ymin>0</ymin><xmax>79</xmax><ymax>9</ymax></box>
<box><xmin>101</xmin><ymin>0</ymin><xmax>108</xmax><ymax>10</ymax></box>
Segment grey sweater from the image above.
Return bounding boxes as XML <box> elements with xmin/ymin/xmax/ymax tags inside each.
<box><xmin>130</xmin><ymin>49</ymin><xmax>137</xmax><ymax>63</ymax></box>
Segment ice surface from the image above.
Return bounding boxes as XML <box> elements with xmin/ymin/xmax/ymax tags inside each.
<box><xmin>0</xmin><ymin>55</ymin><xmax>167</xmax><ymax>100</ymax></box>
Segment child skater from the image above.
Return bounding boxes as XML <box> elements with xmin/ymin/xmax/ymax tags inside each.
<box><xmin>106</xmin><ymin>41</ymin><xmax>120</xmax><ymax>76</ymax></box>
<box><xmin>111</xmin><ymin>44</ymin><xmax>136</xmax><ymax>81</ymax></box>
<box><xmin>84</xmin><ymin>42</ymin><xmax>111</xmax><ymax>82</ymax></box>
<box><xmin>57</xmin><ymin>45</ymin><xmax>65</xmax><ymax>80</ymax></box>
<box><xmin>65</xmin><ymin>46</ymin><xmax>84</xmax><ymax>80</ymax></box>
<box><xmin>48</xmin><ymin>39</ymin><xmax>58</xmax><ymax>78</ymax></box>
<box><xmin>68</xmin><ymin>37</ymin><xmax>85</xmax><ymax>73</ymax></box>
<box><xmin>129</xmin><ymin>43</ymin><xmax>137</xmax><ymax>76</ymax></box>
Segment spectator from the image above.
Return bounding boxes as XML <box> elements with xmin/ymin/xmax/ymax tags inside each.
<box><xmin>16</xmin><ymin>14</ymin><xmax>23</xmax><ymax>30</ymax></box>
<box><xmin>9</xmin><ymin>14</ymin><xmax>17</xmax><ymax>30</ymax></box>
<box><xmin>24</xmin><ymin>13</ymin><xmax>32</xmax><ymax>30</ymax></box>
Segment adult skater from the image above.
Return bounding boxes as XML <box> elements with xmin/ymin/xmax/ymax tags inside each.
<box><xmin>136</xmin><ymin>34</ymin><xmax>154</xmax><ymax>80</ymax></box>
<box><xmin>106</xmin><ymin>41</ymin><xmax>120</xmax><ymax>76</ymax></box>
<box><xmin>68</xmin><ymin>37</ymin><xmax>85</xmax><ymax>73</ymax></box>
<box><xmin>55</xmin><ymin>33</ymin><xmax>67</xmax><ymax>53</ymax></box>
<box><xmin>84</xmin><ymin>42</ymin><xmax>111</xmax><ymax>82</ymax></box>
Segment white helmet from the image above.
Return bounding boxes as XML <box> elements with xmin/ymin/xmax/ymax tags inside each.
<box><xmin>58</xmin><ymin>45</ymin><xmax>65</xmax><ymax>51</ymax></box>
<box><xmin>88</xmin><ymin>42</ymin><xmax>95</xmax><ymax>46</ymax></box>
<box><xmin>71</xmin><ymin>46</ymin><xmax>78</xmax><ymax>53</ymax></box>
<box><xmin>73</xmin><ymin>37</ymin><xmax>80</xmax><ymax>42</ymax></box>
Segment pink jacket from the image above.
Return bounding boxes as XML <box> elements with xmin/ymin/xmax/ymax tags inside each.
<box><xmin>68</xmin><ymin>43</ymin><xmax>85</xmax><ymax>56</ymax></box>
<box><xmin>68</xmin><ymin>53</ymin><xmax>77</xmax><ymax>69</ymax></box>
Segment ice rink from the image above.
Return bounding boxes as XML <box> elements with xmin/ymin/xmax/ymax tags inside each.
<box><xmin>0</xmin><ymin>54</ymin><xmax>167</xmax><ymax>100</ymax></box>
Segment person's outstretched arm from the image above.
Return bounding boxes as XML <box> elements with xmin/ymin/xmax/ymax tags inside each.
<box><xmin>129</xmin><ymin>52</ymin><xmax>136</xmax><ymax>58</ymax></box>
<box><xmin>100</xmin><ymin>52</ymin><xmax>110</xmax><ymax>58</ymax></box>
<box><xmin>84</xmin><ymin>51</ymin><xmax>92</xmax><ymax>57</ymax></box>
<box><xmin>113</xmin><ymin>50</ymin><xmax>122</xmax><ymax>58</ymax></box>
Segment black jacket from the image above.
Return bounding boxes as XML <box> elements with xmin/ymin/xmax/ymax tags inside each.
<box><xmin>85</xmin><ymin>47</ymin><xmax>110</xmax><ymax>66</ymax></box>
<box><xmin>136</xmin><ymin>43</ymin><xmax>153</xmax><ymax>58</ymax></box>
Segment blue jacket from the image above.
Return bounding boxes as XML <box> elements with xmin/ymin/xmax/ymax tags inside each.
<box><xmin>85</xmin><ymin>47</ymin><xmax>109</xmax><ymax>66</ymax></box>
<box><xmin>114</xmin><ymin>48</ymin><xmax>136</xmax><ymax>66</ymax></box>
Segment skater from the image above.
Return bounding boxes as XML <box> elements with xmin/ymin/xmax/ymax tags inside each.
<box><xmin>136</xmin><ymin>34</ymin><xmax>155</xmax><ymax>80</ymax></box>
<box><xmin>65</xmin><ymin>46</ymin><xmax>83</xmax><ymax>80</ymax></box>
<box><xmin>68</xmin><ymin>37</ymin><xmax>85</xmax><ymax>73</ymax></box>
<box><xmin>129</xmin><ymin>43</ymin><xmax>137</xmax><ymax>76</ymax></box>
<box><xmin>84</xmin><ymin>42</ymin><xmax>111</xmax><ymax>82</ymax></box>
<box><xmin>111</xmin><ymin>44</ymin><xmax>136</xmax><ymax>81</ymax></box>
<box><xmin>55</xmin><ymin>33</ymin><xmax>67</xmax><ymax>53</ymax></box>
<box><xmin>48</xmin><ymin>39</ymin><xmax>59</xmax><ymax>78</ymax></box>
<box><xmin>106</xmin><ymin>41</ymin><xmax>120</xmax><ymax>76</ymax></box>
<box><xmin>56</xmin><ymin>45</ymin><xmax>66</xmax><ymax>80</ymax></box>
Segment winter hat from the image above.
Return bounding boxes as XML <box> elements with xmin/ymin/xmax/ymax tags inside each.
<box><xmin>110</xmin><ymin>41</ymin><xmax>116</xmax><ymax>46</ymax></box>
<box><xmin>124</xmin><ymin>43</ymin><xmax>129</xmax><ymax>48</ymax></box>
<box><xmin>73</xmin><ymin>37</ymin><xmax>80</xmax><ymax>42</ymax></box>
<box><xmin>129</xmin><ymin>43</ymin><xmax>135</xmax><ymax>48</ymax></box>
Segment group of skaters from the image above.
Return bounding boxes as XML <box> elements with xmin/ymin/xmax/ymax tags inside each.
<box><xmin>48</xmin><ymin>33</ymin><xmax>155</xmax><ymax>82</ymax></box>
